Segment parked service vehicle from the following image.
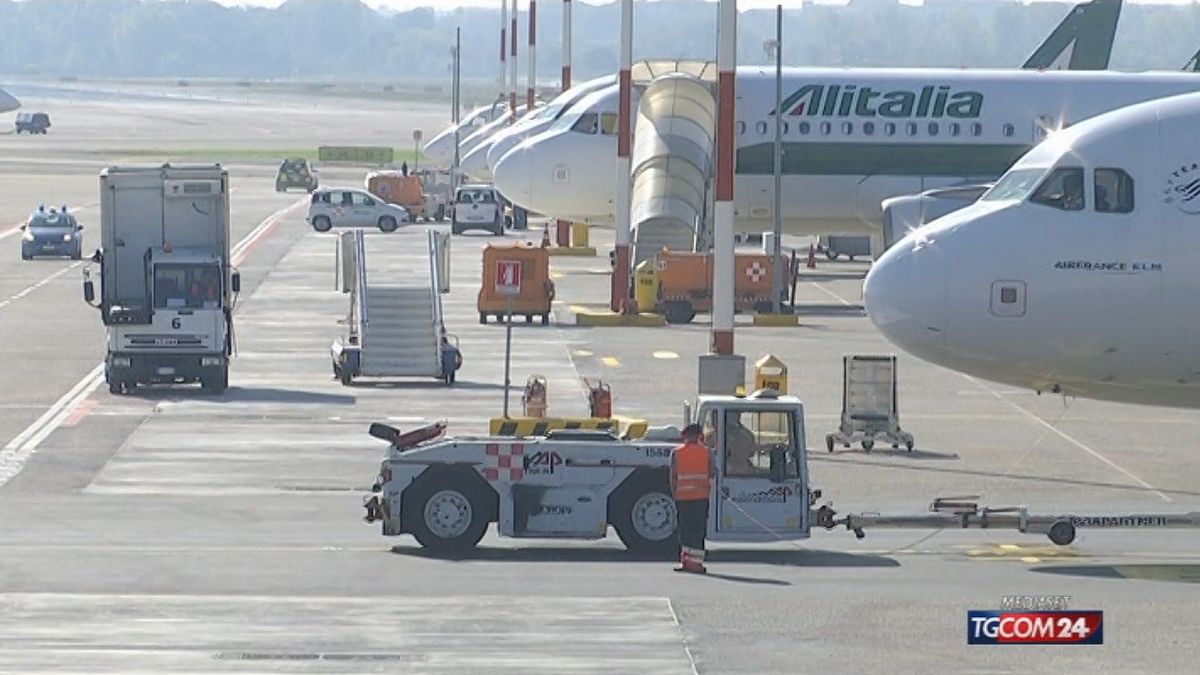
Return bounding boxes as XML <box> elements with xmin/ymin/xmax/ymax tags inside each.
<box><xmin>307</xmin><ymin>188</ymin><xmax>410</xmax><ymax>233</ymax></box>
<box><xmin>14</xmin><ymin>111</ymin><xmax>51</xmax><ymax>134</ymax></box>
<box><xmin>450</xmin><ymin>184</ymin><xmax>503</xmax><ymax>235</ymax></box>
<box><xmin>81</xmin><ymin>164</ymin><xmax>239</xmax><ymax>395</ymax></box>
<box><xmin>365</xmin><ymin>171</ymin><xmax>432</xmax><ymax>221</ymax></box>
<box><xmin>817</xmin><ymin>235</ymin><xmax>872</xmax><ymax>261</ymax></box>
<box><xmin>20</xmin><ymin>204</ymin><xmax>84</xmax><ymax>260</ymax></box>
<box><xmin>275</xmin><ymin>157</ymin><xmax>318</xmax><ymax>193</ymax></box>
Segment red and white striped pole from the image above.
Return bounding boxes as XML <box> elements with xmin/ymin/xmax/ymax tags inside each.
<box><xmin>527</xmin><ymin>0</ymin><xmax>537</xmax><ymax>112</ymax></box>
<box><xmin>556</xmin><ymin>0</ymin><xmax>572</xmax><ymax>247</ymax></box>
<box><xmin>712</xmin><ymin>0</ymin><xmax>736</xmax><ymax>354</ymax></box>
<box><xmin>509</xmin><ymin>0</ymin><xmax>519</xmax><ymax>121</ymax></box>
<box><xmin>611</xmin><ymin>0</ymin><xmax>633</xmax><ymax>313</ymax></box>
<box><xmin>561</xmin><ymin>0</ymin><xmax>572</xmax><ymax>91</ymax></box>
<box><xmin>499</xmin><ymin>0</ymin><xmax>507</xmax><ymax>102</ymax></box>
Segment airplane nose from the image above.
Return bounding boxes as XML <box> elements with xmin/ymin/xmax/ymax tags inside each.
<box><xmin>863</xmin><ymin>237</ymin><xmax>949</xmax><ymax>365</ymax></box>
<box><xmin>492</xmin><ymin>145</ymin><xmax>533</xmax><ymax>208</ymax></box>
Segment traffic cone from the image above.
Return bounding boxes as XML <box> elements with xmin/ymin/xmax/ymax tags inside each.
<box><xmin>541</xmin><ymin>223</ymin><xmax>551</xmax><ymax>248</ymax></box>
<box><xmin>806</xmin><ymin>243</ymin><xmax>816</xmax><ymax>269</ymax></box>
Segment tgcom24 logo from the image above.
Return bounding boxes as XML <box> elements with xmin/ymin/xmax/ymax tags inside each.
<box><xmin>967</xmin><ymin>611</ymin><xmax>1103</xmax><ymax>645</ymax></box>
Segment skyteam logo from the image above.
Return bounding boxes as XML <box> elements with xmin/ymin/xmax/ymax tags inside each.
<box><xmin>770</xmin><ymin>84</ymin><xmax>984</xmax><ymax>119</ymax></box>
<box><xmin>1163</xmin><ymin>163</ymin><xmax>1200</xmax><ymax>215</ymax></box>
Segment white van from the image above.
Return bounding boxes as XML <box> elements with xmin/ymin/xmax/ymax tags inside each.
<box><xmin>450</xmin><ymin>184</ymin><xmax>504</xmax><ymax>236</ymax></box>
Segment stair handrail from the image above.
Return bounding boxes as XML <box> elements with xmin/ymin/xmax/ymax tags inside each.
<box><xmin>354</xmin><ymin>228</ymin><xmax>368</xmax><ymax>336</ymax></box>
<box><xmin>427</xmin><ymin>229</ymin><xmax>445</xmax><ymax>335</ymax></box>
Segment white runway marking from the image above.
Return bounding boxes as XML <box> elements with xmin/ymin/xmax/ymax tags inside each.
<box><xmin>809</xmin><ymin>281</ymin><xmax>854</xmax><ymax>306</ymax></box>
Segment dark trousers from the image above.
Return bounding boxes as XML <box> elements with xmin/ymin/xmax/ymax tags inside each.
<box><xmin>676</xmin><ymin>498</ymin><xmax>709</xmax><ymax>553</ymax></box>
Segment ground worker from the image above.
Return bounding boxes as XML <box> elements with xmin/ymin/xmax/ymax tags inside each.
<box><xmin>670</xmin><ymin>422</ymin><xmax>714</xmax><ymax>574</ymax></box>
<box><xmin>439</xmin><ymin>334</ymin><xmax>462</xmax><ymax>384</ymax></box>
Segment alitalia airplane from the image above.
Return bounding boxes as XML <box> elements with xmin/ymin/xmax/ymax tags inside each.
<box><xmin>864</xmin><ymin>90</ymin><xmax>1200</xmax><ymax>409</ymax></box>
<box><xmin>488</xmin><ymin>0</ymin><xmax>1200</xmax><ymax>238</ymax></box>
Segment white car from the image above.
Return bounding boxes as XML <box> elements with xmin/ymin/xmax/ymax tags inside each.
<box><xmin>306</xmin><ymin>188</ymin><xmax>410</xmax><ymax>233</ymax></box>
<box><xmin>450</xmin><ymin>185</ymin><xmax>504</xmax><ymax>236</ymax></box>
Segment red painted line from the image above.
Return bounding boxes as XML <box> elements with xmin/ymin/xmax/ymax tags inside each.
<box><xmin>232</xmin><ymin>219</ymin><xmax>279</xmax><ymax>267</ymax></box>
<box><xmin>61</xmin><ymin>399</ymin><xmax>98</xmax><ymax>428</ymax></box>
<box><xmin>0</xmin><ymin>223</ymin><xmax>23</xmax><ymax>241</ymax></box>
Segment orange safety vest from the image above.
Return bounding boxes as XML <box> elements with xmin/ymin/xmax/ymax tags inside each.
<box><xmin>672</xmin><ymin>441</ymin><xmax>712</xmax><ymax>501</ymax></box>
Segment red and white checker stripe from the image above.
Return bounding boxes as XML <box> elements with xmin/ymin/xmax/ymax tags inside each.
<box><xmin>745</xmin><ymin>261</ymin><xmax>767</xmax><ymax>283</ymax></box>
<box><xmin>484</xmin><ymin>443</ymin><xmax>525</xmax><ymax>482</ymax></box>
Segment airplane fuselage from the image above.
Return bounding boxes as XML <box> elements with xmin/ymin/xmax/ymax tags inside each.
<box><xmin>495</xmin><ymin>68</ymin><xmax>1200</xmax><ymax>236</ymax></box>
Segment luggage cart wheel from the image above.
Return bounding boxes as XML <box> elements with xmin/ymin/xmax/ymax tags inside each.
<box><xmin>862</xmin><ymin>439</ymin><xmax>874</xmax><ymax>452</ymax></box>
<box><xmin>825</xmin><ymin>434</ymin><xmax>834</xmax><ymax>453</ymax></box>
<box><xmin>906</xmin><ymin>441</ymin><xmax>914</xmax><ymax>452</ymax></box>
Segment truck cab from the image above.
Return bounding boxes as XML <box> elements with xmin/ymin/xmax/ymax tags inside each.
<box><xmin>696</xmin><ymin>391</ymin><xmax>810</xmax><ymax>540</ymax></box>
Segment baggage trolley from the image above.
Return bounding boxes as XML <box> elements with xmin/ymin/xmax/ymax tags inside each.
<box><xmin>825</xmin><ymin>354</ymin><xmax>915</xmax><ymax>453</ymax></box>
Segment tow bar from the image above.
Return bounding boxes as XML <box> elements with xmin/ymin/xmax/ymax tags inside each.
<box><xmin>816</xmin><ymin>496</ymin><xmax>1200</xmax><ymax>546</ymax></box>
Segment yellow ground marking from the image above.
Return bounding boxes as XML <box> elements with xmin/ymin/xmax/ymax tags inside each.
<box><xmin>602</xmin><ymin>356</ymin><xmax>621</xmax><ymax>367</ymax></box>
<box><xmin>653</xmin><ymin>351</ymin><xmax>680</xmax><ymax>359</ymax></box>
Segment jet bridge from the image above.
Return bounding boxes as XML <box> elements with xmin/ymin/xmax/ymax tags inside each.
<box><xmin>629</xmin><ymin>61</ymin><xmax>717</xmax><ymax>267</ymax></box>
<box><xmin>331</xmin><ymin>228</ymin><xmax>454</xmax><ymax>385</ymax></box>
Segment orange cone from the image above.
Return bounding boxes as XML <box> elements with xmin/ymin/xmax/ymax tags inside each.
<box><xmin>806</xmin><ymin>243</ymin><xmax>816</xmax><ymax>269</ymax></box>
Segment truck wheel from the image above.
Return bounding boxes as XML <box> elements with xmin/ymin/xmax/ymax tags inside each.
<box><xmin>541</xmin><ymin>313</ymin><xmax>549</xmax><ymax>326</ymax></box>
<box><xmin>406</xmin><ymin>474</ymin><xmax>489</xmax><ymax>554</ymax></box>
<box><xmin>378</xmin><ymin>216</ymin><xmax>398</xmax><ymax>233</ymax></box>
<box><xmin>610</xmin><ymin>474</ymin><xmax>677</xmax><ymax>557</ymax></box>
<box><xmin>664</xmin><ymin>301</ymin><xmax>695</xmax><ymax>325</ymax></box>
<box><xmin>825</xmin><ymin>251</ymin><xmax>838</xmax><ymax>261</ymax></box>
<box><xmin>108</xmin><ymin>379</ymin><xmax>123</xmax><ymax>395</ymax></box>
<box><xmin>202</xmin><ymin>367</ymin><xmax>228</xmax><ymax>395</ymax></box>
<box><xmin>451</xmin><ymin>219</ymin><xmax>462</xmax><ymax>235</ymax></box>
<box><xmin>312</xmin><ymin>216</ymin><xmax>332</xmax><ymax>232</ymax></box>
<box><xmin>436</xmin><ymin>205</ymin><xmax>446</xmax><ymax>221</ymax></box>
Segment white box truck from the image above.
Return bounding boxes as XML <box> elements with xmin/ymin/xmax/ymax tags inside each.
<box><xmin>82</xmin><ymin>164</ymin><xmax>239</xmax><ymax>394</ymax></box>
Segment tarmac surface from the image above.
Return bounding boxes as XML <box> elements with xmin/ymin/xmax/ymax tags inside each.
<box><xmin>1</xmin><ymin>84</ymin><xmax>1199</xmax><ymax>674</ymax></box>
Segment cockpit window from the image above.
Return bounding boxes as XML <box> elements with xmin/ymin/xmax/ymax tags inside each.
<box><xmin>1030</xmin><ymin>167</ymin><xmax>1085</xmax><ymax>211</ymax></box>
<box><xmin>570</xmin><ymin>112</ymin><xmax>599</xmax><ymax>134</ymax></box>
<box><xmin>1094</xmin><ymin>168</ymin><xmax>1134</xmax><ymax>214</ymax></box>
<box><xmin>981</xmin><ymin>168</ymin><xmax>1045</xmax><ymax>202</ymax></box>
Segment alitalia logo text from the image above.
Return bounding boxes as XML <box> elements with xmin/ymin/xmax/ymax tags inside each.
<box><xmin>771</xmin><ymin>84</ymin><xmax>984</xmax><ymax>119</ymax></box>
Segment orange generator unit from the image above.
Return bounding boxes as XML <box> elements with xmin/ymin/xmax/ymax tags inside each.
<box><xmin>477</xmin><ymin>243</ymin><xmax>556</xmax><ymax>325</ymax></box>
<box><xmin>365</xmin><ymin>171</ymin><xmax>427</xmax><ymax>220</ymax></box>
<box><xmin>654</xmin><ymin>250</ymin><xmax>788</xmax><ymax>324</ymax></box>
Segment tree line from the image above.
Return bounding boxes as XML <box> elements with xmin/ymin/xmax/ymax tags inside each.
<box><xmin>0</xmin><ymin>0</ymin><xmax>1197</xmax><ymax>82</ymax></box>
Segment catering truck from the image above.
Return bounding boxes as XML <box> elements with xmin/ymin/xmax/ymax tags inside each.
<box><xmin>82</xmin><ymin>164</ymin><xmax>239</xmax><ymax>394</ymax></box>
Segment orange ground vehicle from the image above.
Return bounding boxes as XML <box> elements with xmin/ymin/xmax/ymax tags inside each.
<box><xmin>653</xmin><ymin>250</ymin><xmax>790</xmax><ymax>324</ymax></box>
<box><xmin>365</xmin><ymin>171</ymin><xmax>429</xmax><ymax>221</ymax></box>
<box><xmin>477</xmin><ymin>243</ymin><xmax>555</xmax><ymax>325</ymax></box>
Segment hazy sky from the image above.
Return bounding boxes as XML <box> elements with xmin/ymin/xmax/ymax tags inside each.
<box><xmin>206</xmin><ymin>0</ymin><xmax>1199</xmax><ymax>10</ymax></box>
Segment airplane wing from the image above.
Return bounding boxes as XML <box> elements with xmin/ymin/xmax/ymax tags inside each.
<box><xmin>0</xmin><ymin>86</ymin><xmax>19</xmax><ymax>114</ymax></box>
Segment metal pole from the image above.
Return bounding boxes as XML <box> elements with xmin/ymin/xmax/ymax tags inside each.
<box><xmin>510</xmin><ymin>0</ymin><xmax>519</xmax><ymax>121</ymax></box>
<box><xmin>562</xmin><ymin>0</ymin><xmax>572</xmax><ymax>91</ymax></box>
<box><xmin>528</xmin><ymin>0</ymin><xmax>537</xmax><ymax>113</ymax></box>
<box><xmin>500</xmin><ymin>0</ymin><xmax>508</xmax><ymax>101</ymax></box>
<box><xmin>503</xmin><ymin>297</ymin><xmax>513</xmax><ymax>417</ymax></box>
<box><xmin>771</xmin><ymin>4</ymin><xmax>783</xmax><ymax>314</ymax></box>
<box><xmin>452</xmin><ymin>28</ymin><xmax>462</xmax><ymax>195</ymax></box>
<box><xmin>712</xmin><ymin>0</ymin><xmax>736</xmax><ymax>354</ymax></box>
<box><xmin>612</xmin><ymin>0</ymin><xmax>633</xmax><ymax>313</ymax></box>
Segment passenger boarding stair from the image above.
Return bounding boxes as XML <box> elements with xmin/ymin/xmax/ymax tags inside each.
<box><xmin>331</xmin><ymin>229</ymin><xmax>455</xmax><ymax>385</ymax></box>
<box><xmin>629</xmin><ymin>61</ymin><xmax>717</xmax><ymax>267</ymax></box>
